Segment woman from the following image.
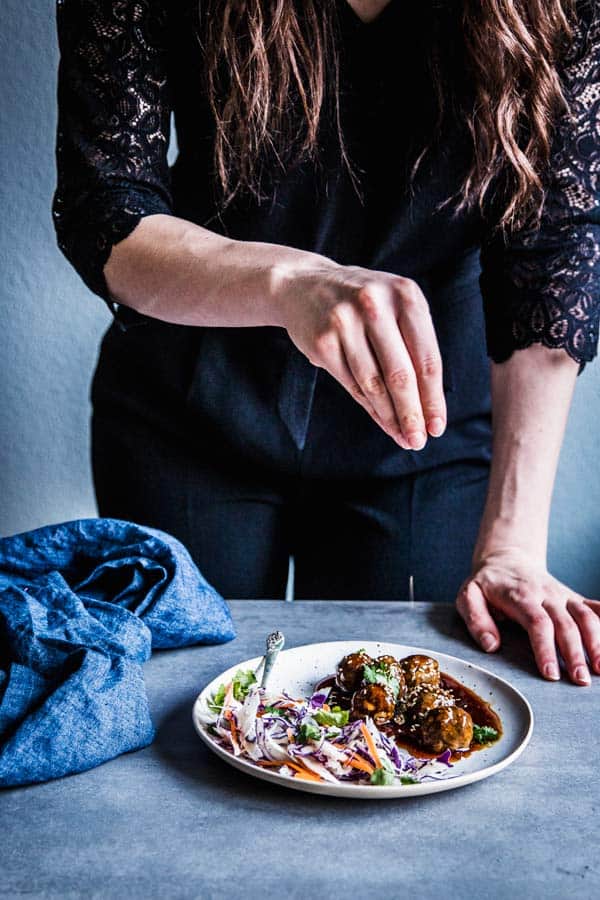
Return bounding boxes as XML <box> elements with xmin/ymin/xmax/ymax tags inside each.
<box><xmin>52</xmin><ymin>0</ymin><xmax>600</xmax><ymax>684</ymax></box>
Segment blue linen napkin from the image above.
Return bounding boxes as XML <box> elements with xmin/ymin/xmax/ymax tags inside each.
<box><xmin>0</xmin><ymin>518</ymin><xmax>236</xmax><ymax>787</ymax></box>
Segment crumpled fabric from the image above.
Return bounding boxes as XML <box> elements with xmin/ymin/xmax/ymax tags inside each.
<box><xmin>0</xmin><ymin>518</ymin><xmax>236</xmax><ymax>787</ymax></box>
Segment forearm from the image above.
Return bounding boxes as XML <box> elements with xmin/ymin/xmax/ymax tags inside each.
<box><xmin>473</xmin><ymin>344</ymin><xmax>579</xmax><ymax>567</ymax></box>
<box><xmin>103</xmin><ymin>213</ymin><xmax>339</xmax><ymax>329</ymax></box>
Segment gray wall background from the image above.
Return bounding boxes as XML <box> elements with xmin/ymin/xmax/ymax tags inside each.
<box><xmin>1</xmin><ymin>1</ymin><xmax>599</xmax><ymax>596</ymax></box>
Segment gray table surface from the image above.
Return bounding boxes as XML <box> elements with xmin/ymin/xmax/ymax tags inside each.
<box><xmin>1</xmin><ymin>601</ymin><xmax>598</xmax><ymax>900</ymax></box>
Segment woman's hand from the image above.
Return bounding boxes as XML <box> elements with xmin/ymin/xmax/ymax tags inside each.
<box><xmin>456</xmin><ymin>547</ymin><xmax>600</xmax><ymax>685</ymax></box>
<box><xmin>277</xmin><ymin>260</ymin><xmax>446</xmax><ymax>450</ymax></box>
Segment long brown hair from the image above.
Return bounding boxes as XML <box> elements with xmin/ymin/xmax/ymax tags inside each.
<box><xmin>198</xmin><ymin>0</ymin><xmax>581</xmax><ymax>235</ymax></box>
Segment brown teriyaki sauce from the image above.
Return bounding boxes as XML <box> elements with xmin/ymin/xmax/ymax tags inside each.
<box><xmin>314</xmin><ymin>672</ymin><xmax>502</xmax><ymax>761</ymax></box>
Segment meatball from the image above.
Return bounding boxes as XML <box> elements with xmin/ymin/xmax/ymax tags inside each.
<box><xmin>351</xmin><ymin>683</ymin><xmax>396</xmax><ymax>726</ymax></box>
<box><xmin>401</xmin><ymin>655</ymin><xmax>441</xmax><ymax>692</ymax></box>
<box><xmin>375</xmin><ymin>655</ymin><xmax>407</xmax><ymax>701</ymax></box>
<box><xmin>335</xmin><ymin>650</ymin><xmax>373</xmax><ymax>693</ymax></box>
<box><xmin>420</xmin><ymin>706</ymin><xmax>474</xmax><ymax>753</ymax></box>
<box><xmin>406</xmin><ymin>689</ymin><xmax>455</xmax><ymax>733</ymax></box>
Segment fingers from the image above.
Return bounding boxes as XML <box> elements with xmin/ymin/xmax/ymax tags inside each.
<box><xmin>355</xmin><ymin>283</ymin><xmax>427</xmax><ymax>448</ymax></box>
<box><xmin>567</xmin><ymin>599</ymin><xmax>600</xmax><ymax>676</ymax></box>
<box><xmin>583</xmin><ymin>598</ymin><xmax>600</xmax><ymax>616</ymax></box>
<box><xmin>393</xmin><ymin>278</ymin><xmax>446</xmax><ymax>438</ymax></box>
<box><xmin>495</xmin><ymin>586</ymin><xmax>596</xmax><ymax>684</ymax></box>
<box><xmin>349</xmin><ymin>279</ymin><xmax>446</xmax><ymax>448</ymax></box>
<box><xmin>456</xmin><ymin>580</ymin><xmax>501</xmax><ymax>652</ymax></box>
<box><xmin>485</xmin><ymin>586</ymin><xmax>561</xmax><ymax>681</ymax></box>
<box><xmin>310</xmin><ymin>276</ymin><xmax>447</xmax><ymax>450</ymax></box>
<box><xmin>517</xmin><ymin>605</ymin><xmax>561</xmax><ymax>682</ymax></box>
<box><xmin>457</xmin><ymin>559</ymin><xmax>600</xmax><ymax>684</ymax></box>
<box><xmin>314</xmin><ymin>330</ymin><xmax>411</xmax><ymax>448</ymax></box>
<box><xmin>545</xmin><ymin>601</ymin><xmax>591</xmax><ymax>685</ymax></box>
<box><xmin>342</xmin><ymin>327</ymin><xmax>408</xmax><ymax>443</ymax></box>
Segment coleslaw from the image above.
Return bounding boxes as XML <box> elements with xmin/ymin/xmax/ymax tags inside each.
<box><xmin>197</xmin><ymin>669</ymin><xmax>458</xmax><ymax>786</ymax></box>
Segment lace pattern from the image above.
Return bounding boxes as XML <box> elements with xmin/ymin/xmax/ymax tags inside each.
<box><xmin>51</xmin><ymin>0</ymin><xmax>173</xmax><ymax>309</ymax></box>
<box><xmin>481</xmin><ymin>1</ymin><xmax>600</xmax><ymax>371</ymax></box>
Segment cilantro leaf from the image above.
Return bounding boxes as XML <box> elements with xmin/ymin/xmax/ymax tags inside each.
<box><xmin>232</xmin><ymin>669</ymin><xmax>257</xmax><ymax>701</ymax></box>
<box><xmin>400</xmin><ymin>776</ymin><xmax>418</xmax><ymax>785</ymax></box>
<box><xmin>263</xmin><ymin>705</ymin><xmax>287</xmax><ymax>717</ymax></box>
<box><xmin>314</xmin><ymin>707</ymin><xmax>350</xmax><ymax>727</ymax></box>
<box><xmin>362</xmin><ymin>664</ymin><xmax>379</xmax><ymax>684</ymax></box>
<box><xmin>362</xmin><ymin>663</ymin><xmax>400</xmax><ymax>697</ymax></box>
<box><xmin>370</xmin><ymin>767</ymin><xmax>395</xmax><ymax>786</ymax></box>
<box><xmin>297</xmin><ymin>721</ymin><xmax>322</xmax><ymax>743</ymax></box>
<box><xmin>472</xmin><ymin>724</ymin><xmax>499</xmax><ymax>744</ymax></box>
<box><xmin>208</xmin><ymin>683</ymin><xmax>227</xmax><ymax>713</ymax></box>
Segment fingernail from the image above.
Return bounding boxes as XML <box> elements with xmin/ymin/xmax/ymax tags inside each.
<box><xmin>427</xmin><ymin>417</ymin><xmax>445</xmax><ymax>437</ymax></box>
<box><xmin>480</xmin><ymin>632</ymin><xmax>497</xmax><ymax>652</ymax></box>
<box><xmin>543</xmin><ymin>663</ymin><xmax>560</xmax><ymax>680</ymax></box>
<box><xmin>407</xmin><ymin>431</ymin><xmax>427</xmax><ymax>450</ymax></box>
<box><xmin>574</xmin><ymin>665</ymin><xmax>591</xmax><ymax>685</ymax></box>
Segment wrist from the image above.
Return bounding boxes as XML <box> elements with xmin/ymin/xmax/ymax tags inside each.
<box><xmin>268</xmin><ymin>250</ymin><xmax>342</xmax><ymax>329</ymax></box>
<box><xmin>472</xmin><ymin>514</ymin><xmax>548</xmax><ymax>570</ymax></box>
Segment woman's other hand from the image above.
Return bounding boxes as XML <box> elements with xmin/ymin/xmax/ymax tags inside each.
<box><xmin>456</xmin><ymin>547</ymin><xmax>600</xmax><ymax>685</ymax></box>
<box><xmin>276</xmin><ymin>260</ymin><xmax>446</xmax><ymax>450</ymax></box>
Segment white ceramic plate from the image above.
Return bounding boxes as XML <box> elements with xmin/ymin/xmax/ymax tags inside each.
<box><xmin>192</xmin><ymin>640</ymin><xmax>533</xmax><ymax>799</ymax></box>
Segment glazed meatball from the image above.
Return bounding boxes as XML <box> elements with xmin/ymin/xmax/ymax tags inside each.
<box><xmin>335</xmin><ymin>650</ymin><xmax>373</xmax><ymax>693</ymax></box>
<box><xmin>375</xmin><ymin>656</ymin><xmax>407</xmax><ymax>701</ymax></box>
<box><xmin>351</xmin><ymin>683</ymin><xmax>396</xmax><ymax>726</ymax></box>
<box><xmin>401</xmin><ymin>655</ymin><xmax>441</xmax><ymax>692</ymax></box>
<box><xmin>406</xmin><ymin>689</ymin><xmax>454</xmax><ymax>732</ymax></box>
<box><xmin>420</xmin><ymin>706</ymin><xmax>474</xmax><ymax>753</ymax></box>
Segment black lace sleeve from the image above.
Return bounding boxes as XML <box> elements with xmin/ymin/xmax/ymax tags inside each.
<box><xmin>479</xmin><ymin>1</ymin><xmax>600</xmax><ymax>374</ymax></box>
<box><xmin>51</xmin><ymin>0</ymin><xmax>173</xmax><ymax>319</ymax></box>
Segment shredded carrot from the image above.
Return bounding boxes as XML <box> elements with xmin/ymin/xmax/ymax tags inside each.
<box><xmin>255</xmin><ymin>759</ymin><xmax>322</xmax><ymax>782</ymax></box>
<box><xmin>223</xmin><ymin>708</ymin><xmax>241</xmax><ymax>752</ymax></box>
<box><xmin>343</xmin><ymin>752</ymin><xmax>374</xmax><ymax>775</ymax></box>
<box><xmin>322</xmin><ymin>703</ymin><xmax>331</xmax><ymax>712</ymax></box>
<box><xmin>285</xmin><ymin>761</ymin><xmax>323</xmax><ymax>783</ymax></box>
<box><xmin>286</xmin><ymin>727</ymin><xmax>295</xmax><ymax>742</ymax></box>
<box><xmin>360</xmin><ymin>721</ymin><xmax>382</xmax><ymax>769</ymax></box>
<box><xmin>293</xmin><ymin>770</ymin><xmax>323</xmax><ymax>783</ymax></box>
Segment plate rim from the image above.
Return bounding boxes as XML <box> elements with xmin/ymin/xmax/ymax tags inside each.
<box><xmin>192</xmin><ymin>639</ymin><xmax>534</xmax><ymax>800</ymax></box>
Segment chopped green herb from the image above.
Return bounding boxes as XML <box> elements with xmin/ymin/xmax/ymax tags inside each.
<box><xmin>472</xmin><ymin>724</ymin><xmax>499</xmax><ymax>744</ymax></box>
<box><xmin>297</xmin><ymin>721</ymin><xmax>322</xmax><ymax>743</ymax></box>
<box><xmin>362</xmin><ymin>663</ymin><xmax>400</xmax><ymax>697</ymax></box>
<box><xmin>400</xmin><ymin>776</ymin><xmax>418</xmax><ymax>785</ymax></box>
<box><xmin>263</xmin><ymin>705</ymin><xmax>286</xmax><ymax>716</ymax></box>
<box><xmin>208</xmin><ymin>683</ymin><xmax>227</xmax><ymax>713</ymax></box>
<box><xmin>362</xmin><ymin>663</ymin><xmax>379</xmax><ymax>684</ymax></box>
<box><xmin>370</xmin><ymin>767</ymin><xmax>395</xmax><ymax>786</ymax></box>
<box><xmin>314</xmin><ymin>707</ymin><xmax>350</xmax><ymax>727</ymax></box>
<box><xmin>232</xmin><ymin>669</ymin><xmax>257</xmax><ymax>702</ymax></box>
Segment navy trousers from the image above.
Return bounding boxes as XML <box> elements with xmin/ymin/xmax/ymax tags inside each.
<box><xmin>90</xmin><ymin>302</ymin><xmax>492</xmax><ymax>603</ymax></box>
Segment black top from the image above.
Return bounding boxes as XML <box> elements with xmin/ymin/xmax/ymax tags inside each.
<box><xmin>51</xmin><ymin>0</ymin><xmax>600</xmax><ymax>373</ymax></box>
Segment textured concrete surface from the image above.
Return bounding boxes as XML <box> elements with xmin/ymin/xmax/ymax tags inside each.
<box><xmin>1</xmin><ymin>1</ymin><xmax>600</xmax><ymax>597</ymax></box>
<box><xmin>1</xmin><ymin>601</ymin><xmax>598</xmax><ymax>900</ymax></box>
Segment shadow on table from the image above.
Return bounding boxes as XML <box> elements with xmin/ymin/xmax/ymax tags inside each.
<box><xmin>425</xmin><ymin>605</ymin><xmax>539</xmax><ymax>680</ymax></box>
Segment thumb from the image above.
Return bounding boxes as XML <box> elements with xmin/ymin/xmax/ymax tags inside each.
<box><xmin>456</xmin><ymin>579</ymin><xmax>502</xmax><ymax>653</ymax></box>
